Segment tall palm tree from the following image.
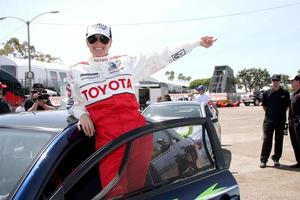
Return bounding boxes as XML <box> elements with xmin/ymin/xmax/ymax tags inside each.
<box><xmin>165</xmin><ymin>71</ymin><xmax>170</xmax><ymax>77</ymax></box>
<box><xmin>178</xmin><ymin>73</ymin><xmax>184</xmax><ymax>82</ymax></box>
<box><xmin>169</xmin><ymin>71</ymin><xmax>175</xmax><ymax>81</ymax></box>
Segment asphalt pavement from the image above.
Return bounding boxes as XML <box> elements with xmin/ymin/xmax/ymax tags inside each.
<box><xmin>219</xmin><ymin>105</ymin><xmax>300</xmax><ymax>200</ymax></box>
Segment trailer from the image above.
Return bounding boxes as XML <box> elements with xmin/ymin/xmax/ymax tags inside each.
<box><xmin>134</xmin><ymin>81</ymin><xmax>169</xmax><ymax>110</ymax></box>
<box><xmin>0</xmin><ymin>56</ymin><xmax>69</xmax><ymax>93</ymax></box>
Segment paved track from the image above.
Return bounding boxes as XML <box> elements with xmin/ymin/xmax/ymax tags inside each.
<box><xmin>219</xmin><ymin>105</ymin><xmax>300</xmax><ymax>200</ymax></box>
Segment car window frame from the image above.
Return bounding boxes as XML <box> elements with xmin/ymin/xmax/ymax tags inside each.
<box><xmin>49</xmin><ymin>117</ymin><xmax>224</xmax><ymax>200</ymax></box>
<box><xmin>0</xmin><ymin>125</ymin><xmax>61</xmax><ymax>199</ymax></box>
<box><xmin>204</xmin><ymin>104</ymin><xmax>219</xmax><ymax>123</ymax></box>
<box><xmin>37</xmin><ymin>128</ymin><xmax>96</xmax><ymax>199</ymax></box>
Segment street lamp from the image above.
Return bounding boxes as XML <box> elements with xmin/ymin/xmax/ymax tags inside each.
<box><xmin>0</xmin><ymin>11</ymin><xmax>59</xmax><ymax>88</ymax></box>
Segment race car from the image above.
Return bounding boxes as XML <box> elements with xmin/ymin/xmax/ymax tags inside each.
<box><xmin>0</xmin><ymin>110</ymin><xmax>239</xmax><ymax>199</ymax></box>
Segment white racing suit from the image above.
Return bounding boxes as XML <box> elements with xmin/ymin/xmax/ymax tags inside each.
<box><xmin>68</xmin><ymin>41</ymin><xmax>200</xmax><ymax>196</ymax></box>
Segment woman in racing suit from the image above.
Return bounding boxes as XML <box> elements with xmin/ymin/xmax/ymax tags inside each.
<box><xmin>68</xmin><ymin>22</ymin><xmax>216</xmax><ymax>197</ymax></box>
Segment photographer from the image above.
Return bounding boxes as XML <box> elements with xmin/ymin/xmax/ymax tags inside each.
<box><xmin>24</xmin><ymin>83</ymin><xmax>55</xmax><ymax>111</ymax></box>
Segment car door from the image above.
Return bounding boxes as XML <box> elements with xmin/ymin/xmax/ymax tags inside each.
<box><xmin>49</xmin><ymin>117</ymin><xmax>239</xmax><ymax>200</ymax></box>
<box><xmin>205</xmin><ymin>104</ymin><xmax>221</xmax><ymax>143</ymax></box>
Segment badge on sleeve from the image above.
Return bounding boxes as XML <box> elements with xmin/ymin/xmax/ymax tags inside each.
<box><xmin>171</xmin><ymin>49</ymin><xmax>186</xmax><ymax>61</ymax></box>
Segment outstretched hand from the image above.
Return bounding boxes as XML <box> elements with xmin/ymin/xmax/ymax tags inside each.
<box><xmin>200</xmin><ymin>36</ymin><xmax>217</xmax><ymax>48</ymax></box>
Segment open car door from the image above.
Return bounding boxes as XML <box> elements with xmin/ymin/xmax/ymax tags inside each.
<box><xmin>50</xmin><ymin>117</ymin><xmax>239</xmax><ymax>200</ymax></box>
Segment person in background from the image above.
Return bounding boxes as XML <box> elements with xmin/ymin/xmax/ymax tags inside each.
<box><xmin>68</xmin><ymin>22</ymin><xmax>217</xmax><ymax>197</ymax></box>
<box><xmin>288</xmin><ymin>75</ymin><xmax>300</xmax><ymax>168</ymax></box>
<box><xmin>24</xmin><ymin>83</ymin><xmax>55</xmax><ymax>111</ymax></box>
<box><xmin>15</xmin><ymin>98</ymin><xmax>26</xmax><ymax>112</ymax></box>
<box><xmin>157</xmin><ymin>94</ymin><xmax>172</xmax><ymax>102</ymax></box>
<box><xmin>259</xmin><ymin>74</ymin><xmax>290</xmax><ymax>168</ymax></box>
<box><xmin>0</xmin><ymin>82</ymin><xmax>11</xmax><ymax>114</ymax></box>
<box><xmin>189</xmin><ymin>85</ymin><xmax>210</xmax><ymax>104</ymax></box>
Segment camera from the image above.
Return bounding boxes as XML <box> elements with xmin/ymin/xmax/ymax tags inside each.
<box><xmin>37</xmin><ymin>91</ymin><xmax>50</xmax><ymax>100</ymax></box>
<box><xmin>32</xmin><ymin>90</ymin><xmax>49</xmax><ymax>101</ymax></box>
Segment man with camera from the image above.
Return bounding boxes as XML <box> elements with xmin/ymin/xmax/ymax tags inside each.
<box><xmin>24</xmin><ymin>83</ymin><xmax>55</xmax><ymax>111</ymax></box>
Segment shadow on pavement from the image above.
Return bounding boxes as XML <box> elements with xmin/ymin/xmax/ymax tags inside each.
<box><xmin>222</xmin><ymin>148</ymin><xmax>232</xmax><ymax>169</ymax></box>
<box><xmin>269</xmin><ymin>164</ymin><xmax>300</xmax><ymax>172</ymax></box>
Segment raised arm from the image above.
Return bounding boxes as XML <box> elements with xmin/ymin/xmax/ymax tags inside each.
<box><xmin>131</xmin><ymin>36</ymin><xmax>217</xmax><ymax>82</ymax></box>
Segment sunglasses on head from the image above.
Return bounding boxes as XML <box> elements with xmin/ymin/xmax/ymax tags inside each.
<box><xmin>87</xmin><ymin>35</ymin><xmax>110</xmax><ymax>45</ymax></box>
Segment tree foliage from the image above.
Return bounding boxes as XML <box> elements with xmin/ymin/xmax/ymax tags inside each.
<box><xmin>165</xmin><ymin>71</ymin><xmax>191</xmax><ymax>83</ymax></box>
<box><xmin>279</xmin><ymin>74</ymin><xmax>291</xmax><ymax>90</ymax></box>
<box><xmin>0</xmin><ymin>37</ymin><xmax>60</xmax><ymax>63</ymax></box>
<box><xmin>165</xmin><ymin>71</ymin><xmax>175</xmax><ymax>81</ymax></box>
<box><xmin>177</xmin><ymin>73</ymin><xmax>184</xmax><ymax>82</ymax></box>
<box><xmin>189</xmin><ymin>78</ymin><xmax>210</xmax><ymax>89</ymax></box>
<box><xmin>0</xmin><ymin>37</ymin><xmax>27</xmax><ymax>57</ymax></box>
<box><xmin>236</xmin><ymin>68</ymin><xmax>271</xmax><ymax>92</ymax></box>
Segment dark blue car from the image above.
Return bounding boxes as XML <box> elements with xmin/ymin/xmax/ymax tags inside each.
<box><xmin>0</xmin><ymin>110</ymin><xmax>239</xmax><ymax>200</ymax></box>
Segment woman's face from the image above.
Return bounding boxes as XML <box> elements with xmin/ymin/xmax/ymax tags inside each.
<box><xmin>86</xmin><ymin>34</ymin><xmax>112</xmax><ymax>57</ymax></box>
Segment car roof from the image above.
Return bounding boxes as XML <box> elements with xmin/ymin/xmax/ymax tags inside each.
<box><xmin>0</xmin><ymin>110</ymin><xmax>74</xmax><ymax>130</ymax></box>
<box><xmin>0</xmin><ymin>110</ymin><xmax>157</xmax><ymax>129</ymax></box>
<box><xmin>148</xmin><ymin>101</ymin><xmax>206</xmax><ymax>107</ymax></box>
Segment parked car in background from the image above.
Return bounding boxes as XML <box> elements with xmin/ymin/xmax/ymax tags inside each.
<box><xmin>142</xmin><ymin>101</ymin><xmax>221</xmax><ymax>143</ymax></box>
<box><xmin>240</xmin><ymin>90</ymin><xmax>263</xmax><ymax>106</ymax></box>
<box><xmin>0</xmin><ymin>110</ymin><xmax>239</xmax><ymax>199</ymax></box>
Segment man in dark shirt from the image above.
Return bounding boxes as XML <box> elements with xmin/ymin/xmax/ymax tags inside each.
<box><xmin>24</xmin><ymin>83</ymin><xmax>55</xmax><ymax>111</ymax></box>
<box><xmin>0</xmin><ymin>82</ymin><xmax>11</xmax><ymax>114</ymax></box>
<box><xmin>260</xmin><ymin>74</ymin><xmax>290</xmax><ymax>168</ymax></box>
<box><xmin>288</xmin><ymin>75</ymin><xmax>300</xmax><ymax>168</ymax></box>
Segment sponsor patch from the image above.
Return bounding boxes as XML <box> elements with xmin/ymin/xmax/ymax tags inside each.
<box><xmin>171</xmin><ymin>49</ymin><xmax>186</xmax><ymax>61</ymax></box>
<box><xmin>80</xmin><ymin>76</ymin><xmax>134</xmax><ymax>103</ymax></box>
<box><xmin>108</xmin><ymin>60</ymin><xmax>122</xmax><ymax>73</ymax></box>
<box><xmin>93</xmin><ymin>58</ymin><xmax>109</xmax><ymax>63</ymax></box>
<box><xmin>80</xmin><ymin>73</ymin><xmax>100</xmax><ymax>80</ymax></box>
<box><xmin>80</xmin><ymin>73</ymin><xmax>99</xmax><ymax>77</ymax></box>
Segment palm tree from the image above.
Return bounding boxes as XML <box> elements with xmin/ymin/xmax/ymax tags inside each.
<box><xmin>178</xmin><ymin>73</ymin><xmax>184</xmax><ymax>82</ymax></box>
<box><xmin>169</xmin><ymin>71</ymin><xmax>175</xmax><ymax>81</ymax></box>
<box><xmin>165</xmin><ymin>71</ymin><xmax>170</xmax><ymax>77</ymax></box>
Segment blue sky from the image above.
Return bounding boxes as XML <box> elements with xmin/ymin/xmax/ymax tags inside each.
<box><xmin>0</xmin><ymin>0</ymin><xmax>300</xmax><ymax>83</ymax></box>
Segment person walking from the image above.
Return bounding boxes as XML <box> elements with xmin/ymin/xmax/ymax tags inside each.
<box><xmin>288</xmin><ymin>75</ymin><xmax>300</xmax><ymax>168</ymax></box>
<box><xmin>68</xmin><ymin>22</ymin><xmax>216</xmax><ymax>197</ymax></box>
<box><xmin>259</xmin><ymin>74</ymin><xmax>290</xmax><ymax>168</ymax></box>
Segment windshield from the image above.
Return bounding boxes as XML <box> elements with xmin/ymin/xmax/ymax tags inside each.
<box><xmin>143</xmin><ymin>105</ymin><xmax>203</xmax><ymax>119</ymax></box>
<box><xmin>0</xmin><ymin>128</ymin><xmax>53</xmax><ymax>198</ymax></box>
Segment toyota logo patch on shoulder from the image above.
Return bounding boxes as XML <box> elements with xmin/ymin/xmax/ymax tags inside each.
<box><xmin>171</xmin><ymin>49</ymin><xmax>186</xmax><ymax>61</ymax></box>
